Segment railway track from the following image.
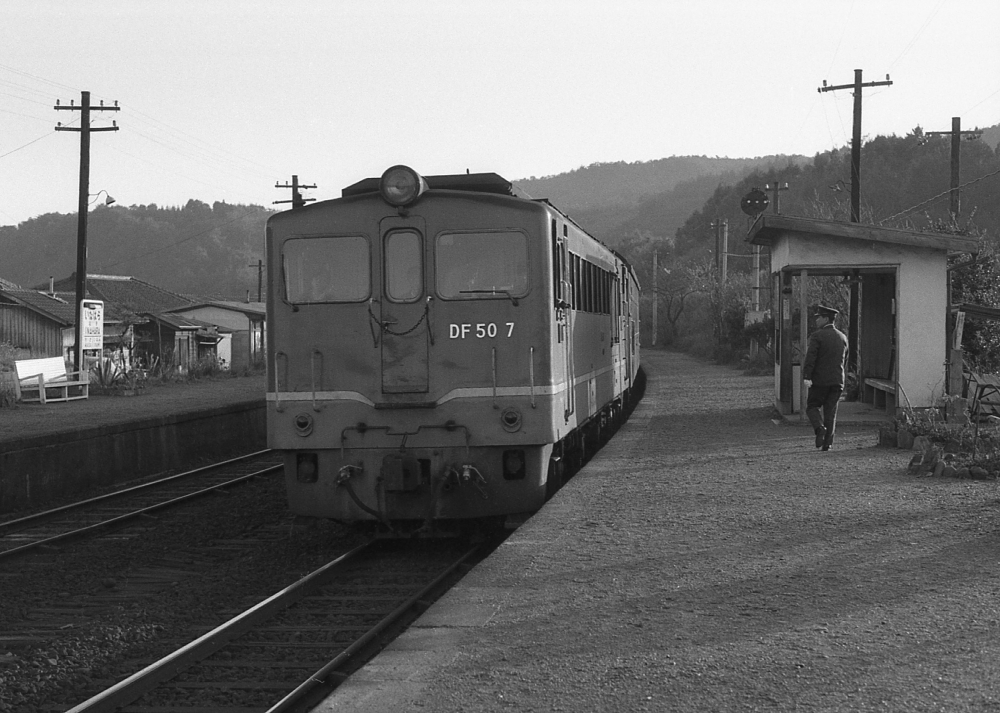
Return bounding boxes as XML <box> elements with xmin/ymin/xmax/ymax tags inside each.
<box><xmin>65</xmin><ymin>539</ymin><xmax>486</xmax><ymax>713</ymax></box>
<box><xmin>0</xmin><ymin>450</ymin><xmax>283</xmax><ymax>560</ymax></box>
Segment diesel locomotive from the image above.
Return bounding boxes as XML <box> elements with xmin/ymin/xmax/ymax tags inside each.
<box><xmin>265</xmin><ymin>165</ymin><xmax>641</xmax><ymax>533</ymax></box>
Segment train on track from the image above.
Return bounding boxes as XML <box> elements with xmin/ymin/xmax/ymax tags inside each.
<box><xmin>266</xmin><ymin>165</ymin><xmax>641</xmax><ymax>534</ymax></box>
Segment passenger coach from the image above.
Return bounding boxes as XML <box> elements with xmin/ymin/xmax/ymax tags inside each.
<box><xmin>266</xmin><ymin>166</ymin><xmax>640</xmax><ymax>533</ymax></box>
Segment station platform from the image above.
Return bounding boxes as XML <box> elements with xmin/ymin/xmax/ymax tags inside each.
<box><xmin>314</xmin><ymin>350</ymin><xmax>1000</xmax><ymax>712</ymax></box>
<box><xmin>0</xmin><ymin>375</ymin><xmax>265</xmax><ymax>513</ymax></box>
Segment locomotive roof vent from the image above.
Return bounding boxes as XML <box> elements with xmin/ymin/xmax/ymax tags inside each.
<box><xmin>379</xmin><ymin>165</ymin><xmax>428</xmax><ymax>207</ymax></box>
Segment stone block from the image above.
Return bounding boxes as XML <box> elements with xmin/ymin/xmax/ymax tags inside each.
<box><xmin>896</xmin><ymin>429</ymin><xmax>915</xmax><ymax>450</ymax></box>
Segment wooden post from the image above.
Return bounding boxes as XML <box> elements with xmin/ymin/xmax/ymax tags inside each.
<box><xmin>651</xmin><ymin>251</ymin><xmax>658</xmax><ymax>347</ymax></box>
<box><xmin>780</xmin><ymin>271</ymin><xmax>793</xmax><ymax>408</ymax></box>
<box><xmin>799</xmin><ymin>269</ymin><xmax>809</xmax><ymax>419</ymax></box>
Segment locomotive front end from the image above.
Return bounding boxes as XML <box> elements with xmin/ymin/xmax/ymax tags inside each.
<box><xmin>266</xmin><ymin>166</ymin><xmax>561</xmax><ymax>532</ymax></box>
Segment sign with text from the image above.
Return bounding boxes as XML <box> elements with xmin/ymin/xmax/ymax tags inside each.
<box><xmin>80</xmin><ymin>299</ymin><xmax>104</xmax><ymax>351</ymax></box>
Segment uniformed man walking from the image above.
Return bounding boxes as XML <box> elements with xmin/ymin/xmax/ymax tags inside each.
<box><xmin>802</xmin><ymin>304</ymin><xmax>849</xmax><ymax>451</ymax></box>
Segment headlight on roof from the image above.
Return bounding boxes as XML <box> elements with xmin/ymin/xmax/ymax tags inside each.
<box><xmin>380</xmin><ymin>165</ymin><xmax>428</xmax><ymax>207</ymax></box>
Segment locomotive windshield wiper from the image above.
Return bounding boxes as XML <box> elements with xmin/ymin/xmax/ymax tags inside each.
<box><xmin>459</xmin><ymin>289</ymin><xmax>519</xmax><ymax>306</ymax></box>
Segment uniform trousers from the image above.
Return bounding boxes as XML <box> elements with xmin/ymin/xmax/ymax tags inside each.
<box><xmin>806</xmin><ymin>384</ymin><xmax>843</xmax><ymax>446</ymax></box>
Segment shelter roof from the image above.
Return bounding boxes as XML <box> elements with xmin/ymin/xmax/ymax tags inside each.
<box><xmin>747</xmin><ymin>215</ymin><xmax>980</xmax><ymax>254</ymax></box>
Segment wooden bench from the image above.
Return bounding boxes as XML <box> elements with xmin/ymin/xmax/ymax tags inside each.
<box><xmin>863</xmin><ymin>377</ymin><xmax>897</xmax><ymax>414</ymax></box>
<box><xmin>15</xmin><ymin>357</ymin><xmax>89</xmax><ymax>404</ymax></box>
<box><xmin>966</xmin><ymin>371</ymin><xmax>1000</xmax><ymax>420</ymax></box>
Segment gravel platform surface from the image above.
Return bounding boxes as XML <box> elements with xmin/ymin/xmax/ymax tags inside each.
<box><xmin>0</xmin><ymin>374</ymin><xmax>265</xmax><ymax>443</ymax></box>
<box><xmin>323</xmin><ymin>350</ymin><xmax>1000</xmax><ymax>712</ymax></box>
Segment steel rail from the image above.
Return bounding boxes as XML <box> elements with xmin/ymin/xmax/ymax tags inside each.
<box><xmin>0</xmin><ymin>463</ymin><xmax>281</xmax><ymax>561</ymax></box>
<box><xmin>266</xmin><ymin>543</ymin><xmax>482</xmax><ymax>712</ymax></box>
<box><xmin>0</xmin><ymin>448</ymin><xmax>275</xmax><ymax>534</ymax></box>
<box><xmin>64</xmin><ymin>541</ymin><xmax>376</xmax><ymax>713</ymax></box>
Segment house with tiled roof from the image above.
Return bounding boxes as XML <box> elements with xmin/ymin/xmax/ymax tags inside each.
<box><xmin>11</xmin><ymin>273</ymin><xmax>260</xmax><ymax>371</ymax></box>
<box><xmin>0</xmin><ymin>284</ymin><xmax>135</xmax><ymax>363</ymax></box>
<box><xmin>44</xmin><ymin>274</ymin><xmax>193</xmax><ymax>315</ymax></box>
<box><xmin>166</xmin><ymin>300</ymin><xmax>265</xmax><ymax>370</ymax></box>
<box><xmin>0</xmin><ymin>288</ymin><xmax>76</xmax><ymax>359</ymax></box>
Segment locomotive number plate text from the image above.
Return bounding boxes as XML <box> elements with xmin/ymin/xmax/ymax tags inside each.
<box><xmin>449</xmin><ymin>322</ymin><xmax>515</xmax><ymax>339</ymax></box>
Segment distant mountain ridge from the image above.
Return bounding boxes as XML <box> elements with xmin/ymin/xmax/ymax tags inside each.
<box><xmin>514</xmin><ymin>155</ymin><xmax>810</xmax><ymax>211</ymax></box>
<box><xmin>514</xmin><ymin>154</ymin><xmax>811</xmax><ymax>245</ymax></box>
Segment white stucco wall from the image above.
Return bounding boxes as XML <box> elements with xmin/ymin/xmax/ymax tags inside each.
<box><xmin>774</xmin><ymin>232</ymin><xmax>948</xmax><ymax>408</ymax></box>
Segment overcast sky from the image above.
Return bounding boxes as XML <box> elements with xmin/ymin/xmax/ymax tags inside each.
<box><xmin>1</xmin><ymin>0</ymin><xmax>997</xmax><ymax>227</ymax></box>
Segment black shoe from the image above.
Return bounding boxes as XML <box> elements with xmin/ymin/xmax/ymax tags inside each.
<box><xmin>821</xmin><ymin>444</ymin><xmax>830</xmax><ymax>451</ymax></box>
<box><xmin>814</xmin><ymin>428</ymin><xmax>826</xmax><ymax>448</ymax></box>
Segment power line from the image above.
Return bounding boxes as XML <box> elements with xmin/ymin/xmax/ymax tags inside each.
<box><xmin>879</xmin><ymin>167</ymin><xmax>1000</xmax><ymax>225</ymax></box>
<box><xmin>0</xmin><ymin>129</ymin><xmax>58</xmax><ymax>160</ymax></box>
<box><xmin>887</xmin><ymin>0</ymin><xmax>946</xmax><ymax>71</ymax></box>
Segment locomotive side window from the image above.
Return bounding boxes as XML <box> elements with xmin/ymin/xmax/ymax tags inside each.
<box><xmin>282</xmin><ymin>236</ymin><xmax>369</xmax><ymax>303</ymax></box>
<box><xmin>436</xmin><ymin>231</ymin><xmax>528</xmax><ymax>299</ymax></box>
<box><xmin>385</xmin><ymin>230</ymin><xmax>423</xmax><ymax>302</ymax></box>
<box><xmin>573</xmin><ymin>255</ymin><xmax>583</xmax><ymax>311</ymax></box>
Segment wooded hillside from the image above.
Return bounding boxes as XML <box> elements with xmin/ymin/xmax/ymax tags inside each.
<box><xmin>1</xmin><ymin>130</ymin><xmax>997</xmax><ymax>301</ymax></box>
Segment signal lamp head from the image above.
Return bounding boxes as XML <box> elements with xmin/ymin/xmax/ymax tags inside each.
<box><xmin>380</xmin><ymin>165</ymin><xmax>428</xmax><ymax>207</ymax></box>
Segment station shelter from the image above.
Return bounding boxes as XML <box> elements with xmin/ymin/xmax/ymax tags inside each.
<box><xmin>747</xmin><ymin>215</ymin><xmax>978</xmax><ymax>419</ymax></box>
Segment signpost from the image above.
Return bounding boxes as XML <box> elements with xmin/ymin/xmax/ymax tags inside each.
<box><xmin>80</xmin><ymin>299</ymin><xmax>104</xmax><ymax>360</ymax></box>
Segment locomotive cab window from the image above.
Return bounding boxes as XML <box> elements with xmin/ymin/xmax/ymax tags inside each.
<box><xmin>282</xmin><ymin>236</ymin><xmax>370</xmax><ymax>303</ymax></box>
<box><xmin>385</xmin><ymin>230</ymin><xmax>423</xmax><ymax>302</ymax></box>
<box><xmin>436</xmin><ymin>230</ymin><xmax>528</xmax><ymax>299</ymax></box>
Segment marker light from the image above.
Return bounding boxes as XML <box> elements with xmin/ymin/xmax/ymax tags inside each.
<box><xmin>379</xmin><ymin>165</ymin><xmax>428</xmax><ymax>207</ymax></box>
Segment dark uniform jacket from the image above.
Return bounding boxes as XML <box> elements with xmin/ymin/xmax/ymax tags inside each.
<box><xmin>803</xmin><ymin>324</ymin><xmax>848</xmax><ymax>387</ymax></box>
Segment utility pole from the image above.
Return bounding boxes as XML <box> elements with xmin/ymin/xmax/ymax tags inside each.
<box><xmin>818</xmin><ymin>69</ymin><xmax>891</xmax><ymax>375</ymax></box>
<box><xmin>818</xmin><ymin>69</ymin><xmax>893</xmax><ymax>222</ymax></box>
<box><xmin>651</xmin><ymin>251</ymin><xmax>658</xmax><ymax>347</ymax></box>
<box><xmin>927</xmin><ymin>118</ymin><xmax>980</xmax><ymax>394</ymax></box>
<box><xmin>711</xmin><ymin>219</ymin><xmax>728</xmax><ymax>283</ymax></box>
<box><xmin>764</xmin><ymin>181</ymin><xmax>789</xmax><ymax>215</ymax></box>
<box><xmin>249</xmin><ymin>258</ymin><xmax>264</xmax><ymax>302</ymax></box>
<box><xmin>55</xmin><ymin>91</ymin><xmax>119</xmax><ymax>372</ymax></box>
<box><xmin>926</xmin><ymin>117</ymin><xmax>981</xmax><ymax>219</ymax></box>
<box><xmin>274</xmin><ymin>175</ymin><xmax>316</xmax><ymax>209</ymax></box>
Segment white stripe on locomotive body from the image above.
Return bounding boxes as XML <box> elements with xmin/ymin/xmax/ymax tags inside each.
<box><xmin>265</xmin><ymin>363</ymin><xmax>619</xmax><ymax>405</ymax></box>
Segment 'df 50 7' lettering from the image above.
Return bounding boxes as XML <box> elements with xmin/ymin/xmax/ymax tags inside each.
<box><xmin>449</xmin><ymin>322</ymin><xmax>515</xmax><ymax>339</ymax></box>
